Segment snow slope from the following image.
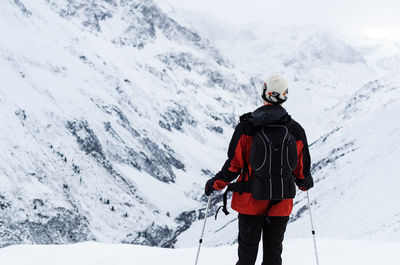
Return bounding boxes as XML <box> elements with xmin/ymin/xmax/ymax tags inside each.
<box><xmin>167</xmin><ymin>7</ymin><xmax>400</xmax><ymax>246</ymax></box>
<box><xmin>0</xmin><ymin>0</ymin><xmax>258</xmax><ymax>247</ymax></box>
<box><xmin>2</xmin><ymin>0</ymin><xmax>400</xmax><ymax>249</ymax></box>
<box><xmin>1</xmin><ymin>239</ymin><xmax>400</xmax><ymax>265</ymax></box>
<box><xmin>287</xmin><ymin>77</ymin><xmax>400</xmax><ymax>241</ymax></box>
<box><xmin>178</xmin><ymin>74</ymin><xmax>400</xmax><ymax>247</ymax></box>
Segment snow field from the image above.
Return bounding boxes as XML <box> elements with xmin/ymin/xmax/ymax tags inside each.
<box><xmin>0</xmin><ymin>239</ymin><xmax>399</xmax><ymax>265</ymax></box>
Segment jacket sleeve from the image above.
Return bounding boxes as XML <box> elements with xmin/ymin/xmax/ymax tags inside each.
<box><xmin>293</xmin><ymin>126</ymin><xmax>314</xmax><ymax>190</ymax></box>
<box><xmin>212</xmin><ymin>119</ymin><xmax>249</xmax><ymax>190</ymax></box>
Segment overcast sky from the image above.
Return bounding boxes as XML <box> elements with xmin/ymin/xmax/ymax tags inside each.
<box><xmin>163</xmin><ymin>0</ymin><xmax>400</xmax><ymax>40</ymax></box>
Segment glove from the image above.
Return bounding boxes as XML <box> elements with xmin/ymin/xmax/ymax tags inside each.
<box><xmin>295</xmin><ymin>177</ymin><xmax>314</xmax><ymax>191</ymax></box>
<box><xmin>205</xmin><ymin>178</ymin><xmax>215</xmax><ymax>196</ymax></box>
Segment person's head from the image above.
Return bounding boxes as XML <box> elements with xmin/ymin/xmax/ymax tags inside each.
<box><xmin>261</xmin><ymin>75</ymin><xmax>288</xmax><ymax>105</ymax></box>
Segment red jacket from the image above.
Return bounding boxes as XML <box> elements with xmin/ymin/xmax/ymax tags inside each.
<box><xmin>213</xmin><ymin>105</ymin><xmax>313</xmax><ymax>216</ymax></box>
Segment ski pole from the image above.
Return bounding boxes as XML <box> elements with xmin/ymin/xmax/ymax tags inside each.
<box><xmin>194</xmin><ymin>194</ymin><xmax>212</xmax><ymax>265</ymax></box>
<box><xmin>306</xmin><ymin>191</ymin><xmax>320</xmax><ymax>265</ymax></box>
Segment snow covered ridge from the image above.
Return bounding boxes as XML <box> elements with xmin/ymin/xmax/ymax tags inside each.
<box><xmin>0</xmin><ymin>0</ymin><xmax>258</xmax><ymax>248</ymax></box>
<box><xmin>45</xmin><ymin>0</ymin><xmax>228</xmax><ymax>64</ymax></box>
<box><xmin>1</xmin><ymin>239</ymin><xmax>400</xmax><ymax>265</ymax></box>
<box><xmin>283</xmin><ymin>32</ymin><xmax>367</xmax><ymax>70</ymax></box>
<box><xmin>289</xmin><ymin>76</ymin><xmax>400</xmax><ymax>241</ymax></box>
<box><xmin>3</xmin><ymin>0</ymin><xmax>400</xmax><ymax>250</ymax></box>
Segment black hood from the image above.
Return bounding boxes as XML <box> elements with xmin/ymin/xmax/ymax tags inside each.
<box><xmin>249</xmin><ymin>105</ymin><xmax>289</xmax><ymax>127</ymax></box>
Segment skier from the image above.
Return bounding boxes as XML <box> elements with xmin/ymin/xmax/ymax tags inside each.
<box><xmin>205</xmin><ymin>75</ymin><xmax>314</xmax><ymax>265</ymax></box>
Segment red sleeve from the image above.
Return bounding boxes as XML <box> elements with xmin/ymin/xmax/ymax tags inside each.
<box><xmin>212</xmin><ymin>114</ymin><xmax>254</xmax><ymax>190</ymax></box>
<box><xmin>293</xmin><ymin>140</ymin><xmax>305</xmax><ymax>180</ymax></box>
<box><xmin>213</xmin><ymin>135</ymin><xmax>252</xmax><ymax>190</ymax></box>
<box><xmin>229</xmin><ymin>135</ymin><xmax>247</xmax><ymax>172</ymax></box>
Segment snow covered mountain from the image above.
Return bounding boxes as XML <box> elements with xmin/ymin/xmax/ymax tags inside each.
<box><xmin>167</xmin><ymin>9</ymin><xmax>400</xmax><ymax>246</ymax></box>
<box><xmin>1</xmin><ymin>0</ymin><xmax>400</xmax><ymax>250</ymax></box>
<box><xmin>0</xmin><ymin>0</ymin><xmax>258</xmax><ymax>248</ymax></box>
<box><xmin>283</xmin><ymin>32</ymin><xmax>366</xmax><ymax>69</ymax></box>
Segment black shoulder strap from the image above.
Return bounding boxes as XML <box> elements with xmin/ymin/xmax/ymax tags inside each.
<box><xmin>215</xmin><ymin>187</ymin><xmax>232</xmax><ymax>219</ymax></box>
<box><xmin>215</xmin><ymin>181</ymin><xmax>251</xmax><ymax>220</ymax></box>
<box><xmin>282</xmin><ymin>115</ymin><xmax>294</xmax><ymax>128</ymax></box>
<box><xmin>240</xmin><ymin>112</ymin><xmax>252</xmax><ymax>123</ymax></box>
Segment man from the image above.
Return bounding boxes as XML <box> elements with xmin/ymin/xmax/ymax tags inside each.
<box><xmin>205</xmin><ymin>75</ymin><xmax>314</xmax><ymax>265</ymax></box>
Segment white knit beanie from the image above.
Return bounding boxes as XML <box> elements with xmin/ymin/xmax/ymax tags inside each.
<box><xmin>262</xmin><ymin>75</ymin><xmax>288</xmax><ymax>104</ymax></box>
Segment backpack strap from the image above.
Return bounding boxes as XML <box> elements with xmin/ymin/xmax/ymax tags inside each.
<box><xmin>215</xmin><ymin>189</ymin><xmax>282</xmax><ymax>220</ymax></box>
<box><xmin>240</xmin><ymin>112</ymin><xmax>252</xmax><ymax>123</ymax></box>
<box><xmin>215</xmin><ymin>187</ymin><xmax>232</xmax><ymax>219</ymax></box>
<box><xmin>214</xmin><ymin>180</ymin><xmax>251</xmax><ymax>219</ymax></box>
<box><xmin>282</xmin><ymin>115</ymin><xmax>294</xmax><ymax>128</ymax></box>
<box><xmin>264</xmin><ymin>200</ymin><xmax>282</xmax><ymax>223</ymax></box>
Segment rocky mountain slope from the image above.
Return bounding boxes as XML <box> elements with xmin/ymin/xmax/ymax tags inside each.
<box><xmin>0</xmin><ymin>0</ymin><xmax>258</xmax><ymax>248</ymax></box>
<box><xmin>1</xmin><ymin>0</ymin><xmax>400</xmax><ymax>249</ymax></box>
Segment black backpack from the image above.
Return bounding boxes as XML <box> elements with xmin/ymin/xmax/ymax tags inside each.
<box><xmin>249</xmin><ymin>124</ymin><xmax>298</xmax><ymax>200</ymax></box>
<box><xmin>216</xmin><ymin>120</ymin><xmax>299</xmax><ymax>218</ymax></box>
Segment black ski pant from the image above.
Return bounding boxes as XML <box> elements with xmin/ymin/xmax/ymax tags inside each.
<box><xmin>236</xmin><ymin>214</ymin><xmax>289</xmax><ymax>265</ymax></box>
